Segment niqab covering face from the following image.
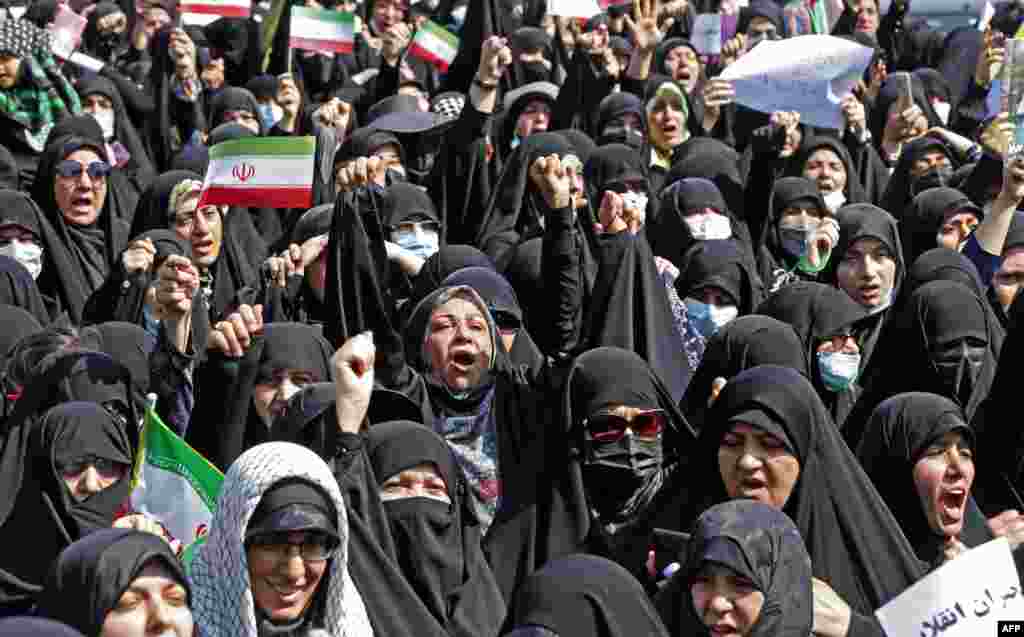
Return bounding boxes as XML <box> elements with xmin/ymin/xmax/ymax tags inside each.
<box><xmin>188</xmin><ymin>442</ymin><xmax>374</xmax><ymax>637</ymax></box>
<box><xmin>36</xmin><ymin>528</ymin><xmax>189</xmax><ymax>637</ymax></box>
<box><xmin>655</xmin><ymin>500</ymin><xmax>813</xmax><ymax>637</ymax></box>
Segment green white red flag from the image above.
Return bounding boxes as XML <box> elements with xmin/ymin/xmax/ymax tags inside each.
<box><xmin>290</xmin><ymin>6</ymin><xmax>355</xmax><ymax>54</ymax></box>
<box><xmin>408</xmin><ymin>20</ymin><xmax>459</xmax><ymax>72</ymax></box>
<box><xmin>199</xmin><ymin>136</ymin><xmax>315</xmax><ymax>209</ymax></box>
<box><xmin>179</xmin><ymin>0</ymin><xmax>250</xmax><ymax>21</ymax></box>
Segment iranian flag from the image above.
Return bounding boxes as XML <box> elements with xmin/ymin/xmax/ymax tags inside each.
<box><xmin>179</xmin><ymin>0</ymin><xmax>250</xmax><ymax>20</ymax></box>
<box><xmin>599</xmin><ymin>0</ymin><xmax>632</xmax><ymax>9</ymax></box>
<box><xmin>199</xmin><ymin>136</ymin><xmax>315</xmax><ymax>209</ymax></box>
<box><xmin>408</xmin><ymin>20</ymin><xmax>459</xmax><ymax>71</ymax></box>
<box><xmin>129</xmin><ymin>404</ymin><xmax>223</xmax><ymax>553</ymax></box>
<box><xmin>290</xmin><ymin>6</ymin><xmax>355</xmax><ymax>54</ymax></box>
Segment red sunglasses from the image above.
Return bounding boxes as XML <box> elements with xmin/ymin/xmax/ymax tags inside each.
<box><xmin>585</xmin><ymin>409</ymin><xmax>666</xmax><ymax>443</ymax></box>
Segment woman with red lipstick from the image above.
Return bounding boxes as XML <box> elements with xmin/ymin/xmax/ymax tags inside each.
<box><xmin>655</xmin><ymin>500</ymin><xmax>812</xmax><ymax>637</ymax></box>
<box><xmin>856</xmin><ymin>393</ymin><xmax>995</xmax><ymax>569</ymax></box>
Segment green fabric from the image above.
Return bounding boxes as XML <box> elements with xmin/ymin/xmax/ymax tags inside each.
<box><xmin>0</xmin><ymin>53</ymin><xmax>82</xmax><ymax>151</ymax></box>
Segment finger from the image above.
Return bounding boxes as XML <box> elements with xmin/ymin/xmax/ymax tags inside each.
<box><xmin>229</xmin><ymin>312</ymin><xmax>251</xmax><ymax>352</ymax></box>
<box><xmin>218</xmin><ymin>320</ymin><xmax>242</xmax><ymax>357</ymax></box>
<box><xmin>660</xmin><ymin>16</ymin><xmax>675</xmax><ymax>34</ymax></box>
<box><xmin>209</xmin><ymin>330</ymin><xmax>230</xmax><ymax>356</ymax></box>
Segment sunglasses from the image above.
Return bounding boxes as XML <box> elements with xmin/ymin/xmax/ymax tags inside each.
<box><xmin>584</xmin><ymin>409</ymin><xmax>666</xmax><ymax>443</ymax></box>
<box><xmin>55</xmin><ymin>160</ymin><xmax>111</xmax><ymax>180</ymax></box>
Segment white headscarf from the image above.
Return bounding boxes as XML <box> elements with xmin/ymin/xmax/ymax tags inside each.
<box><xmin>188</xmin><ymin>442</ymin><xmax>375</xmax><ymax>637</ymax></box>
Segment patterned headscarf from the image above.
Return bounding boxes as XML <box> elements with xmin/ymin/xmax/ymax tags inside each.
<box><xmin>431</xmin><ymin>91</ymin><xmax>465</xmax><ymax>123</ymax></box>
<box><xmin>188</xmin><ymin>442</ymin><xmax>375</xmax><ymax>637</ymax></box>
<box><xmin>0</xmin><ymin>19</ymin><xmax>47</xmax><ymax>58</ymax></box>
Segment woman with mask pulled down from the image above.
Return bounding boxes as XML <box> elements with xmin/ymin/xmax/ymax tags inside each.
<box><xmin>503</xmin><ymin>554</ymin><xmax>670</xmax><ymax>637</ymax></box>
<box><xmin>689</xmin><ymin>365</ymin><xmax>925</xmax><ymax>637</ymax></box>
<box><xmin>856</xmin><ymin>393</ymin><xmax>998</xmax><ymax>571</ymax></box>
<box><xmin>188</xmin><ymin>442</ymin><xmax>374</xmax><ymax>637</ymax></box>
<box><xmin>486</xmin><ymin>346</ymin><xmax>696</xmax><ymax>600</ymax></box>
<box><xmin>757</xmin><ymin>281</ymin><xmax>867</xmax><ymax>428</ymax></box>
<box><xmin>36</xmin><ymin>529</ymin><xmax>193</xmax><ymax>637</ymax></box>
<box><xmin>650</xmin><ymin>178</ymin><xmax>754</xmax><ymax>270</ymax></box>
<box><xmin>757</xmin><ymin>177</ymin><xmax>840</xmax><ymax>294</ymax></box>
<box><xmin>654</xmin><ymin>500</ymin><xmax>813</xmax><ymax>637</ymax></box>
<box><xmin>827</xmin><ymin>203</ymin><xmax>904</xmax><ymax>372</ymax></box>
<box><xmin>680</xmin><ymin>315</ymin><xmax>808</xmax><ymax>432</ymax></box>
<box><xmin>844</xmin><ymin>280</ymin><xmax>1000</xmax><ymax>449</ymax></box>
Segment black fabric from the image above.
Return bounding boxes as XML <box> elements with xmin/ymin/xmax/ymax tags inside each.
<box><xmin>694</xmin><ymin>365</ymin><xmax>925</xmax><ymax>615</ymax></box>
<box><xmin>364</xmin><ymin>421</ymin><xmax>506</xmax><ymax>637</ymax></box>
<box><xmin>787</xmin><ymin>136</ymin><xmax>870</xmax><ymax>206</ymax></box>
<box><xmin>680</xmin><ymin>315</ymin><xmax>807</xmax><ymax>433</ymax></box>
<box><xmin>79</xmin><ymin>321</ymin><xmax>153</xmax><ymax>399</ymax></box>
<box><xmin>879</xmin><ymin>136</ymin><xmax>955</xmax><ymax>219</ymax></box>
<box><xmin>663</xmin><ymin>139</ymin><xmax>748</xmax><ymax>241</ymax></box>
<box><xmin>847</xmin><ymin>280</ymin><xmax>999</xmax><ymax>449</ymax></box>
<box><xmin>594</xmin><ymin>92</ymin><xmax>645</xmax><ymax>148</ymax></box>
<box><xmin>485</xmin><ymin>347</ymin><xmax>695</xmax><ymax>602</ymax></box>
<box><xmin>856</xmin><ymin>393</ymin><xmax>993</xmax><ymax>567</ymax></box>
<box><xmin>0</xmin><ymin>617</ymin><xmax>85</xmax><ymax>636</ymax></box>
<box><xmin>409</xmin><ymin>245</ymin><xmax>495</xmax><ymax>318</ymax></box>
<box><xmin>901</xmin><ymin>188</ymin><xmax>980</xmax><ymax>265</ymax></box>
<box><xmin>27</xmin><ymin>138</ymin><xmax>130</xmax><ymax>324</ymax></box>
<box><xmin>655</xmin><ymin>500</ymin><xmax>813</xmax><ymax>637</ymax></box>
<box><xmin>676</xmin><ymin>239</ymin><xmax>763</xmax><ymax>315</ymax></box>
<box><xmin>507</xmin><ymin>554</ymin><xmax>670</xmax><ymax>637</ymax></box>
<box><xmin>0</xmin><ymin>304</ymin><xmax>42</xmax><ymax>362</ymax></box>
<box><xmin>756</xmin><ymin>281</ymin><xmax>867</xmax><ymax>427</ymax></box>
<box><xmin>208</xmin><ymin>87</ymin><xmax>265</xmax><ymax>135</ymax></box>
<box><xmin>381</xmin><ymin>182</ymin><xmax>441</xmax><ymax>229</ymax></box>
<box><xmin>36</xmin><ymin>528</ymin><xmax>188</xmax><ymax>637</ymax></box>
<box><xmin>757</xmin><ymin>176</ymin><xmax>829</xmax><ymax>291</ymax></box>
<box><xmin>0</xmin><ymin>359</ymin><xmax>138</xmax><ymax>610</ymax></box>
<box><xmin>0</xmin><ymin>255</ymin><xmax>49</xmax><ymax>324</ymax></box>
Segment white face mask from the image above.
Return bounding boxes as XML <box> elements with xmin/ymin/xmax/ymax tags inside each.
<box><xmin>621</xmin><ymin>191</ymin><xmax>649</xmax><ymax>227</ymax></box>
<box><xmin>684</xmin><ymin>213</ymin><xmax>732</xmax><ymax>241</ymax></box>
<box><xmin>823</xmin><ymin>190</ymin><xmax>847</xmax><ymax>213</ymax></box>
<box><xmin>0</xmin><ymin>240</ymin><xmax>43</xmax><ymax>279</ymax></box>
<box><xmin>90</xmin><ymin>108</ymin><xmax>116</xmax><ymax>140</ymax></box>
<box><xmin>684</xmin><ymin>297</ymin><xmax>739</xmax><ymax>337</ymax></box>
<box><xmin>392</xmin><ymin>224</ymin><xmax>440</xmax><ymax>260</ymax></box>
<box><xmin>932</xmin><ymin>101</ymin><xmax>951</xmax><ymax>126</ymax></box>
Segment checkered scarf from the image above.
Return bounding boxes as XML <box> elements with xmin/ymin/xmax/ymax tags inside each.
<box><xmin>0</xmin><ymin>20</ymin><xmax>81</xmax><ymax>152</ymax></box>
<box><xmin>431</xmin><ymin>91</ymin><xmax>465</xmax><ymax>123</ymax></box>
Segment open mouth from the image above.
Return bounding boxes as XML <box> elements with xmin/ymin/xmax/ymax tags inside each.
<box><xmin>450</xmin><ymin>350</ymin><xmax>476</xmax><ymax>370</ymax></box>
<box><xmin>710</xmin><ymin>623</ymin><xmax>738</xmax><ymax>635</ymax></box>
<box><xmin>938</xmin><ymin>487</ymin><xmax>967</xmax><ymax>523</ymax></box>
<box><xmin>857</xmin><ymin>283</ymin><xmax>881</xmax><ymax>302</ymax></box>
<box><xmin>72</xmin><ymin>194</ymin><xmax>92</xmax><ymax>208</ymax></box>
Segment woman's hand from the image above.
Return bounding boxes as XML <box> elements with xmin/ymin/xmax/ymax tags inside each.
<box><xmin>989</xmin><ymin>509</ymin><xmax>1024</xmax><ymax>550</ymax></box>
<box><xmin>530</xmin><ymin>155</ymin><xmax>572</xmax><ymax>210</ymax></box>
<box><xmin>122</xmin><ymin>238</ymin><xmax>155</xmax><ymax>275</ymax></box>
<box><xmin>208</xmin><ymin>304</ymin><xmax>264</xmax><ymax>357</ymax></box>
<box><xmin>332</xmin><ymin>332</ymin><xmax>375</xmax><ymax>434</ymax></box>
<box><xmin>812</xmin><ymin>578</ymin><xmax>852</xmax><ymax>637</ymax></box>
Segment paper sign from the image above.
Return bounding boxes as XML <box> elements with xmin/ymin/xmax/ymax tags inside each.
<box><xmin>49</xmin><ymin>4</ymin><xmax>87</xmax><ymax>60</ymax></box>
<box><xmin>717</xmin><ymin>35</ymin><xmax>874</xmax><ymax>130</ymax></box>
<box><xmin>547</xmin><ymin>0</ymin><xmax>602</xmax><ymax>18</ymax></box>
<box><xmin>876</xmin><ymin>538</ymin><xmax>1024</xmax><ymax>637</ymax></box>
<box><xmin>979</xmin><ymin>0</ymin><xmax>995</xmax><ymax>30</ymax></box>
<box><xmin>693</xmin><ymin>14</ymin><xmax>722</xmax><ymax>55</ymax></box>
<box><xmin>69</xmin><ymin>51</ymin><xmax>105</xmax><ymax>72</ymax></box>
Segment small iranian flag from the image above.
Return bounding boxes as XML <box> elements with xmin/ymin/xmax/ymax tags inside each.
<box><xmin>290</xmin><ymin>6</ymin><xmax>355</xmax><ymax>54</ymax></box>
<box><xmin>129</xmin><ymin>404</ymin><xmax>223</xmax><ymax>554</ymax></box>
<box><xmin>599</xmin><ymin>0</ymin><xmax>632</xmax><ymax>9</ymax></box>
<box><xmin>179</xmin><ymin>0</ymin><xmax>250</xmax><ymax>22</ymax></box>
<box><xmin>200</xmin><ymin>136</ymin><xmax>315</xmax><ymax>209</ymax></box>
<box><xmin>408</xmin><ymin>20</ymin><xmax>459</xmax><ymax>72</ymax></box>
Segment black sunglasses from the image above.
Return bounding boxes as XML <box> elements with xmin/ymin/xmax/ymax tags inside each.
<box><xmin>56</xmin><ymin>159</ymin><xmax>111</xmax><ymax>179</ymax></box>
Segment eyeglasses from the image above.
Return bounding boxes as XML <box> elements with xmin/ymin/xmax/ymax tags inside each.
<box><xmin>248</xmin><ymin>531</ymin><xmax>339</xmax><ymax>562</ymax></box>
<box><xmin>584</xmin><ymin>409</ymin><xmax>666</xmax><ymax>443</ymax></box>
<box><xmin>55</xmin><ymin>160</ymin><xmax>111</xmax><ymax>180</ymax></box>
<box><xmin>57</xmin><ymin>455</ymin><xmax>127</xmax><ymax>477</ymax></box>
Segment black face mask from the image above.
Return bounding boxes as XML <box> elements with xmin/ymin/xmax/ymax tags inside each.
<box><xmin>97</xmin><ymin>30</ymin><xmax>126</xmax><ymax>56</ymax></box>
<box><xmin>383</xmin><ymin>497</ymin><xmax>463</xmax><ymax>623</ymax></box>
<box><xmin>581</xmin><ymin>434</ymin><xmax>663</xmax><ymax>522</ymax></box>
<box><xmin>911</xmin><ymin>165</ymin><xmax>953</xmax><ymax>197</ymax></box>
<box><xmin>521</xmin><ymin>62</ymin><xmax>551</xmax><ymax>83</ymax></box>
<box><xmin>931</xmin><ymin>340</ymin><xmax>987</xmax><ymax>407</ymax></box>
<box><xmin>599</xmin><ymin>124</ymin><xmax>645</xmax><ymax>150</ymax></box>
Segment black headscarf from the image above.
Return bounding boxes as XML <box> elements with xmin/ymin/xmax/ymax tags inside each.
<box><xmin>0</xmin><ymin>303</ymin><xmax>43</xmax><ymax>362</ymax></box>
<box><xmin>29</xmin><ymin>137</ymin><xmax>130</xmax><ymax>324</ymax></box>
<box><xmin>756</xmin><ymin>281</ymin><xmax>867</xmax><ymax>427</ymax></box>
<box><xmin>381</xmin><ymin>182</ymin><xmax>442</xmax><ymax>229</ymax></box>
<box><xmin>36</xmin><ymin>528</ymin><xmax>188</xmax><ymax>636</ymax></box>
<box><xmin>0</xmin><ymin>617</ymin><xmax>85</xmax><ymax>636</ymax></box>
<box><xmin>676</xmin><ymin>239</ymin><xmax>764</xmax><ymax>316</ymax></box>
<box><xmin>0</xmin><ymin>144</ymin><xmax>19</xmax><ymax>190</ymax></box>
<box><xmin>80</xmin><ymin>2</ymin><xmax>130</xmax><ymax>63</ymax></box>
<box><xmin>697</xmin><ymin>365</ymin><xmax>925</xmax><ymax>614</ymax></box>
<box><xmin>879</xmin><ymin>135</ymin><xmax>956</xmax><ymax>218</ymax></box>
<box><xmin>594</xmin><ymin>92</ymin><xmax>645</xmax><ymax>149</ymax></box>
<box><xmin>408</xmin><ymin>245</ymin><xmax>494</xmax><ymax>320</ymax></box>
<box><xmin>583</xmin><ymin>143</ymin><xmax>648</xmax><ymax>204</ymax></box>
<box><xmin>757</xmin><ymin>176</ymin><xmax>830</xmax><ymax>291</ymax></box>
<box><xmin>857</xmin><ymin>393</ymin><xmax>993</xmax><ymax>568</ymax></box>
<box><xmin>847</xmin><ymin>280</ymin><xmax>999</xmax><ymax>449</ymax></box>
<box><xmin>485</xmin><ymin>347</ymin><xmax>695</xmax><ymax>600</ymax></box>
<box><xmin>680</xmin><ymin>315</ymin><xmax>807</xmax><ymax>432</ymax></box>
<box><xmin>787</xmin><ymin>136</ymin><xmax>870</xmax><ymax>206</ymax></box>
<box><xmin>79</xmin><ymin>321</ymin><xmax>153</xmax><ymax>400</ymax></box>
<box><xmin>365</xmin><ymin>420</ymin><xmax>505</xmax><ymax>637</ymax></box>
<box><xmin>507</xmin><ymin>554</ymin><xmax>670</xmax><ymax>637</ymax></box>
<box><xmin>654</xmin><ymin>500</ymin><xmax>813</xmax><ymax>637</ymax></box>
<box><xmin>208</xmin><ymin>87</ymin><xmax>266</xmax><ymax>136</ymax></box>
<box><xmin>0</xmin><ymin>254</ymin><xmax>49</xmax><ymax>324</ymax></box>
<box><xmin>901</xmin><ymin>188</ymin><xmax>982</xmax><ymax>265</ymax></box>
<box><xmin>666</xmin><ymin>138</ymin><xmax>747</xmax><ymax>233</ymax></box>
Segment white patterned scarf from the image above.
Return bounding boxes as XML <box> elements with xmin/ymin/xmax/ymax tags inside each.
<box><xmin>188</xmin><ymin>442</ymin><xmax>375</xmax><ymax>637</ymax></box>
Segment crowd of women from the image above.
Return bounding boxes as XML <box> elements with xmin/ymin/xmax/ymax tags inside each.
<box><xmin>1</xmin><ymin>0</ymin><xmax>1024</xmax><ymax>633</ymax></box>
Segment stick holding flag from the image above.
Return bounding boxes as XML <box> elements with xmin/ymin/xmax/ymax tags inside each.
<box><xmin>408</xmin><ymin>20</ymin><xmax>459</xmax><ymax>72</ymax></box>
<box><xmin>199</xmin><ymin>136</ymin><xmax>316</xmax><ymax>209</ymax></box>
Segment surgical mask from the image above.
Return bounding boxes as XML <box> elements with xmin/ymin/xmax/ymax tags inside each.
<box><xmin>931</xmin><ymin>340</ymin><xmax>986</xmax><ymax>406</ymax></box>
<box><xmin>0</xmin><ymin>240</ymin><xmax>43</xmax><ymax>280</ymax></box>
<box><xmin>684</xmin><ymin>213</ymin><xmax>732</xmax><ymax>241</ymax></box>
<box><xmin>393</xmin><ymin>224</ymin><xmax>440</xmax><ymax>260</ymax></box>
<box><xmin>256</xmin><ymin>102</ymin><xmax>282</xmax><ymax>130</ymax></box>
<box><xmin>823</xmin><ymin>190</ymin><xmax>846</xmax><ymax>213</ymax></box>
<box><xmin>911</xmin><ymin>165</ymin><xmax>953</xmax><ymax>197</ymax></box>
<box><xmin>89</xmin><ymin>109</ymin><xmax>116</xmax><ymax>140</ymax></box>
<box><xmin>621</xmin><ymin>191</ymin><xmax>648</xmax><ymax>215</ymax></box>
<box><xmin>817</xmin><ymin>351</ymin><xmax>860</xmax><ymax>392</ymax></box>
<box><xmin>684</xmin><ymin>297</ymin><xmax>739</xmax><ymax>337</ymax></box>
<box><xmin>932</xmin><ymin>101</ymin><xmax>951</xmax><ymax>126</ymax></box>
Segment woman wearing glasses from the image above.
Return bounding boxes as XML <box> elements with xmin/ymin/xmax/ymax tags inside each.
<box><xmin>188</xmin><ymin>441</ymin><xmax>374</xmax><ymax>637</ymax></box>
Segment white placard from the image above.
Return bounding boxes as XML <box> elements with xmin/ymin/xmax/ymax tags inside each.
<box><xmin>48</xmin><ymin>4</ymin><xmax>87</xmax><ymax>60</ymax></box>
<box><xmin>547</xmin><ymin>0</ymin><xmax>602</xmax><ymax>17</ymax></box>
<box><xmin>69</xmin><ymin>51</ymin><xmax>105</xmax><ymax>72</ymax></box>
<box><xmin>693</xmin><ymin>14</ymin><xmax>722</xmax><ymax>55</ymax></box>
<box><xmin>876</xmin><ymin>538</ymin><xmax>1024</xmax><ymax>637</ymax></box>
<box><xmin>718</xmin><ymin>34</ymin><xmax>874</xmax><ymax>130</ymax></box>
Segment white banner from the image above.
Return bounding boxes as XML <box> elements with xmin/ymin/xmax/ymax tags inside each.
<box><xmin>547</xmin><ymin>0</ymin><xmax>602</xmax><ymax>17</ymax></box>
<box><xmin>718</xmin><ymin>35</ymin><xmax>874</xmax><ymax>130</ymax></box>
<box><xmin>876</xmin><ymin>538</ymin><xmax>1024</xmax><ymax>637</ymax></box>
